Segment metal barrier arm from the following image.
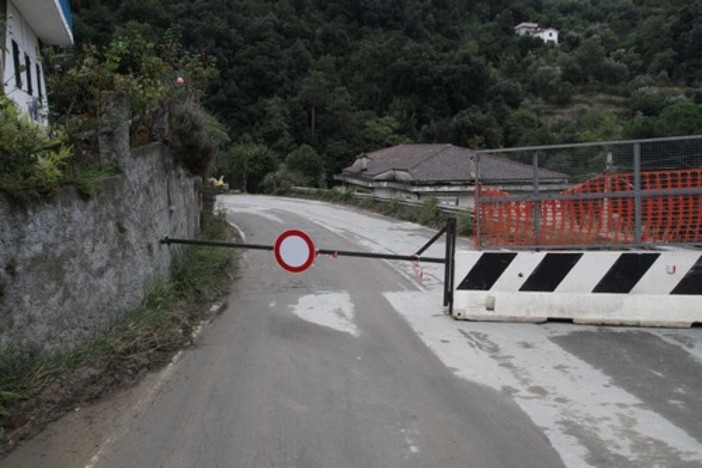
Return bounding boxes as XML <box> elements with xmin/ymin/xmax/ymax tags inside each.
<box><xmin>160</xmin><ymin>237</ymin><xmax>273</xmax><ymax>251</ymax></box>
<box><xmin>159</xmin><ymin>237</ymin><xmax>444</xmax><ymax>263</ymax></box>
<box><xmin>414</xmin><ymin>225</ymin><xmax>447</xmax><ymax>257</ymax></box>
<box><xmin>160</xmin><ymin>217</ymin><xmax>458</xmax><ymax>312</ymax></box>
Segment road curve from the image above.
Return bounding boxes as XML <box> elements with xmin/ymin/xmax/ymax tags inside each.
<box><xmin>94</xmin><ymin>195</ymin><xmax>564</xmax><ymax>467</ymax></box>
<box><xmin>6</xmin><ymin>195</ymin><xmax>700</xmax><ymax>468</ymax></box>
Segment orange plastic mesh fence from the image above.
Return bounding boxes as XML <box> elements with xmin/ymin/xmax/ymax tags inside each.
<box><xmin>477</xmin><ymin>169</ymin><xmax>702</xmax><ymax>248</ymax></box>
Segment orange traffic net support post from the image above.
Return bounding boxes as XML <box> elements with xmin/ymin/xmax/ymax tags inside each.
<box><xmin>476</xmin><ymin>169</ymin><xmax>702</xmax><ymax>249</ymax></box>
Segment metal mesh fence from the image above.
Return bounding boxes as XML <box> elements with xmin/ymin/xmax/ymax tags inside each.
<box><xmin>475</xmin><ymin>136</ymin><xmax>702</xmax><ymax>250</ymax></box>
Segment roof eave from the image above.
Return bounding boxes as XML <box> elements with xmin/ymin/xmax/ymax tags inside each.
<box><xmin>14</xmin><ymin>0</ymin><xmax>74</xmax><ymax>46</ymax></box>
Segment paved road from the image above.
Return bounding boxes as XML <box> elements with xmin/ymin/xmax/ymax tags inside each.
<box><xmin>92</xmin><ymin>195</ymin><xmax>562</xmax><ymax>468</ymax></box>
<box><xmin>3</xmin><ymin>195</ymin><xmax>701</xmax><ymax>467</ymax></box>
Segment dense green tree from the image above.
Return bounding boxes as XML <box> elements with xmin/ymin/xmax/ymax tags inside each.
<box><xmin>575</xmin><ymin>37</ymin><xmax>607</xmax><ymax>83</ymax></box>
<box><xmin>623</xmin><ymin>113</ymin><xmax>664</xmax><ymax>139</ymax></box>
<box><xmin>573</xmin><ymin>108</ymin><xmax>623</xmax><ymax>142</ymax></box>
<box><xmin>253</xmin><ymin>96</ymin><xmax>296</xmax><ymax>155</ymax></box>
<box><xmin>505</xmin><ymin>108</ymin><xmax>542</xmax><ymax>146</ymax></box>
<box><xmin>362</xmin><ymin>116</ymin><xmax>411</xmax><ymax>149</ymax></box>
<box><xmin>629</xmin><ymin>86</ymin><xmax>668</xmax><ymax>116</ymax></box>
<box><xmin>658</xmin><ymin>101</ymin><xmax>702</xmax><ymax>136</ymax></box>
<box><xmin>68</xmin><ymin>0</ymin><xmax>702</xmax><ymax>192</ymax></box>
<box><xmin>285</xmin><ymin>144</ymin><xmax>325</xmax><ymax>186</ymax></box>
<box><xmin>220</xmin><ymin>143</ymin><xmax>278</xmax><ymax>193</ymax></box>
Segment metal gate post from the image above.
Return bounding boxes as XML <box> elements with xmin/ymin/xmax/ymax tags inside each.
<box><xmin>474</xmin><ymin>153</ymin><xmax>482</xmax><ymax>250</ymax></box>
<box><xmin>532</xmin><ymin>152</ymin><xmax>542</xmax><ymax>248</ymax></box>
<box><xmin>443</xmin><ymin>217</ymin><xmax>457</xmax><ymax>313</ymax></box>
<box><xmin>633</xmin><ymin>142</ymin><xmax>643</xmax><ymax>244</ymax></box>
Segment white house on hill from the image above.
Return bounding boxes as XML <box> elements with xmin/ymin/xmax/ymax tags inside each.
<box><xmin>515</xmin><ymin>22</ymin><xmax>559</xmax><ymax>45</ymax></box>
<box><xmin>2</xmin><ymin>0</ymin><xmax>74</xmax><ymax>124</ymax></box>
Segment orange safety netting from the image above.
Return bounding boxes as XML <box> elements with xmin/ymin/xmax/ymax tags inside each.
<box><xmin>476</xmin><ymin>169</ymin><xmax>702</xmax><ymax>248</ymax></box>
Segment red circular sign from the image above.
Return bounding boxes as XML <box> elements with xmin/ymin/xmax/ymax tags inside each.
<box><xmin>274</xmin><ymin>230</ymin><xmax>316</xmax><ymax>273</ymax></box>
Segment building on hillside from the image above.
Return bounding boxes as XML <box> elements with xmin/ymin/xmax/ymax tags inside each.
<box><xmin>334</xmin><ymin>144</ymin><xmax>569</xmax><ymax>209</ymax></box>
<box><xmin>1</xmin><ymin>0</ymin><xmax>74</xmax><ymax>124</ymax></box>
<box><xmin>514</xmin><ymin>22</ymin><xmax>559</xmax><ymax>45</ymax></box>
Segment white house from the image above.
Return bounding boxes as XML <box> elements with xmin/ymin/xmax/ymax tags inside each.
<box><xmin>2</xmin><ymin>0</ymin><xmax>74</xmax><ymax>124</ymax></box>
<box><xmin>515</xmin><ymin>22</ymin><xmax>559</xmax><ymax>45</ymax></box>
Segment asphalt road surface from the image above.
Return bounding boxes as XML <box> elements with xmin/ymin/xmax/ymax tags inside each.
<box><xmin>3</xmin><ymin>195</ymin><xmax>701</xmax><ymax>468</ymax></box>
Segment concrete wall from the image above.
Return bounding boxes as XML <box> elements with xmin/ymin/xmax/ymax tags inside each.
<box><xmin>0</xmin><ymin>143</ymin><xmax>202</xmax><ymax>351</ymax></box>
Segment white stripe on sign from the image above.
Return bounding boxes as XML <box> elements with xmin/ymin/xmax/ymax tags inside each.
<box><xmin>491</xmin><ymin>252</ymin><xmax>546</xmax><ymax>292</ymax></box>
<box><xmin>631</xmin><ymin>252</ymin><xmax>701</xmax><ymax>295</ymax></box>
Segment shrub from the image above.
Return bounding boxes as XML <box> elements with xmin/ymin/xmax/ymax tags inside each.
<box><xmin>261</xmin><ymin>165</ymin><xmax>308</xmax><ymax>194</ymax></box>
<box><xmin>168</xmin><ymin>98</ymin><xmax>229</xmax><ymax>176</ymax></box>
<box><xmin>284</xmin><ymin>144</ymin><xmax>325</xmax><ymax>186</ymax></box>
<box><xmin>456</xmin><ymin>213</ymin><xmax>474</xmax><ymax>236</ymax></box>
<box><xmin>629</xmin><ymin>86</ymin><xmax>667</xmax><ymax>116</ymax></box>
<box><xmin>46</xmin><ymin>28</ymin><xmax>220</xmax><ymax>160</ymax></box>
<box><xmin>0</xmin><ymin>97</ymin><xmax>72</xmax><ymax>200</ymax></box>
<box><xmin>417</xmin><ymin>198</ymin><xmax>445</xmax><ymax>227</ymax></box>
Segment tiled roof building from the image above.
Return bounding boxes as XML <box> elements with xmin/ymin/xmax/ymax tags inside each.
<box><xmin>335</xmin><ymin>144</ymin><xmax>569</xmax><ymax>209</ymax></box>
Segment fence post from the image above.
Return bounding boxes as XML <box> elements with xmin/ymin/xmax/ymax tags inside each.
<box><xmin>474</xmin><ymin>153</ymin><xmax>482</xmax><ymax>250</ymax></box>
<box><xmin>445</xmin><ymin>217</ymin><xmax>457</xmax><ymax>311</ymax></box>
<box><xmin>633</xmin><ymin>142</ymin><xmax>643</xmax><ymax>244</ymax></box>
<box><xmin>532</xmin><ymin>152</ymin><xmax>541</xmax><ymax>248</ymax></box>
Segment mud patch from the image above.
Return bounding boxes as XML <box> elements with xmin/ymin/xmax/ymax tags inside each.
<box><xmin>0</xmin><ymin>297</ymin><xmax>222</xmax><ymax>455</ymax></box>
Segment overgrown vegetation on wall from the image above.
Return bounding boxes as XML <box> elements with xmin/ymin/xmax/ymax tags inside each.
<box><xmin>45</xmin><ymin>27</ymin><xmax>227</xmax><ymax>165</ymax></box>
<box><xmin>0</xmin><ymin>97</ymin><xmax>72</xmax><ymax>200</ymax></box>
<box><xmin>0</xmin><ymin>96</ymin><xmax>121</xmax><ymax>202</ymax></box>
<box><xmin>0</xmin><ymin>29</ymin><xmax>227</xmax><ymax>202</ymax></box>
<box><xmin>168</xmin><ymin>97</ymin><xmax>230</xmax><ymax>175</ymax></box>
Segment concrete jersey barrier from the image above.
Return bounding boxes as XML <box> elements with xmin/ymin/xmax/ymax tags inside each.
<box><xmin>452</xmin><ymin>250</ymin><xmax>702</xmax><ymax>327</ymax></box>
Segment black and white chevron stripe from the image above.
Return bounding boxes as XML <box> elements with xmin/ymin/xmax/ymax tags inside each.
<box><xmin>457</xmin><ymin>252</ymin><xmax>702</xmax><ymax>295</ymax></box>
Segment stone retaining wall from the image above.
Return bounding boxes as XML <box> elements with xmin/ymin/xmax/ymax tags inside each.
<box><xmin>0</xmin><ymin>143</ymin><xmax>201</xmax><ymax>351</ymax></box>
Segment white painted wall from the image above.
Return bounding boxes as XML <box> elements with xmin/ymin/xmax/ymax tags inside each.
<box><xmin>535</xmin><ymin>28</ymin><xmax>559</xmax><ymax>45</ymax></box>
<box><xmin>3</xmin><ymin>1</ymin><xmax>49</xmax><ymax>123</ymax></box>
<box><xmin>515</xmin><ymin>24</ymin><xmax>559</xmax><ymax>45</ymax></box>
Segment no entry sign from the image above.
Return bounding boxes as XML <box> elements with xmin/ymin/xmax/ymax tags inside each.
<box><xmin>274</xmin><ymin>230</ymin><xmax>316</xmax><ymax>273</ymax></box>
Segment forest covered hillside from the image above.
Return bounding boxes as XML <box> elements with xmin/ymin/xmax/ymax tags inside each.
<box><xmin>68</xmin><ymin>0</ymin><xmax>702</xmax><ymax>191</ymax></box>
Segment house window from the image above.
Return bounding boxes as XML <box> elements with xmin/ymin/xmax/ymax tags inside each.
<box><xmin>25</xmin><ymin>54</ymin><xmax>33</xmax><ymax>96</ymax></box>
<box><xmin>11</xmin><ymin>40</ymin><xmax>22</xmax><ymax>89</ymax></box>
<box><xmin>36</xmin><ymin>64</ymin><xmax>43</xmax><ymax>102</ymax></box>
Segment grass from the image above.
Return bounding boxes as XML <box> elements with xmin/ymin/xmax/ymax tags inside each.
<box><xmin>0</xmin><ymin>213</ymin><xmax>234</xmax><ymax>445</ymax></box>
<box><xmin>290</xmin><ymin>189</ymin><xmax>475</xmax><ymax>236</ymax></box>
<box><xmin>0</xmin><ymin>163</ymin><xmax>121</xmax><ymax>203</ymax></box>
<box><xmin>68</xmin><ymin>164</ymin><xmax>121</xmax><ymax>199</ymax></box>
